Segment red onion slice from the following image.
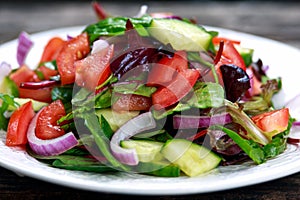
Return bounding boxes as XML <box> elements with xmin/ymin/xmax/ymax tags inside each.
<box><xmin>173</xmin><ymin>113</ymin><xmax>232</xmax><ymax>129</ymax></box>
<box><xmin>110</xmin><ymin>112</ymin><xmax>156</xmax><ymax>165</ymax></box>
<box><xmin>17</xmin><ymin>31</ymin><xmax>33</xmax><ymax>66</ymax></box>
<box><xmin>0</xmin><ymin>62</ymin><xmax>12</xmax><ymax>82</ymax></box>
<box><xmin>27</xmin><ymin>110</ymin><xmax>78</xmax><ymax>156</ymax></box>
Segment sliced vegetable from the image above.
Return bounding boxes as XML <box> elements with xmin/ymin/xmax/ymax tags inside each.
<box><xmin>39</xmin><ymin>37</ymin><xmax>65</xmax><ymax>63</ymax></box>
<box><xmin>152</xmin><ymin>69</ymin><xmax>200</xmax><ymax>110</ymax></box>
<box><xmin>0</xmin><ymin>94</ymin><xmax>19</xmax><ymax>131</ymax></box>
<box><xmin>149</xmin><ymin>18</ymin><xmax>212</xmax><ymax>51</ymax></box>
<box><xmin>0</xmin><ymin>62</ymin><xmax>12</xmax><ymax>83</ymax></box>
<box><xmin>161</xmin><ymin>138</ymin><xmax>221</xmax><ymax>177</ymax></box>
<box><xmin>173</xmin><ymin>113</ymin><xmax>232</xmax><ymax>129</ymax></box>
<box><xmin>110</xmin><ymin>111</ymin><xmax>156</xmax><ymax>165</ymax></box>
<box><xmin>147</xmin><ymin>51</ymin><xmax>188</xmax><ymax>87</ymax></box>
<box><xmin>27</xmin><ymin>109</ymin><xmax>78</xmax><ymax>156</ymax></box>
<box><xmin>17</xmin><ymin>31</ymin><xmax>33</xmax><ymax>66</ymax></box>
<box><xmin>120</xmin><ymin>139</ymin><xmax>164</xmax><ymax>162</ymax></box>
<box><xmin>136</xmin><ymin>161</ymin><xmax>180</xmax><ymax>177</ymax></box>
<box><xmin>35</xmin><ymin>100</ymin><xmax>66</xmax><ymax>140</ymax></box>
<box><xmin>78</xmin><ymin>111</ymin><xmax>129</xmax><ymax>171</ymax></box>
<box><xmin>57</xmin><ymin>32</ymin><xmax>90</xmax><ymax>85</ymax></box>
<box><xmin>251</xmin><ymin>108</ymin><xmax>290</xmax><ymax>139</ymax></box>
<box><xmin>6</xmin><ymin>101</ymin><xmax>35</xmax><ymax>146</ymax></box>
<box><xmin>75</xmin><ymin>44</ymin><xmax>114</xmax><ymax>91</ymax></box>
<box><xmin>215</xmin><ymin>40</ymin><xmax>246</xmax><ymax>71</ymax></box>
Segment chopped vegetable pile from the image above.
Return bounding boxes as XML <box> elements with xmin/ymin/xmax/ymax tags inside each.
<box><xmin>0</xmin><ymin>3</ymin><xmax>297</xmax><ymax>177</ymax></box>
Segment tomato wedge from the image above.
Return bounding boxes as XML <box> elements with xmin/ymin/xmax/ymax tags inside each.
<box><xmin>9</xmin><ymin>65</ymin><xmax>40</xmax><ymax>86</ymax></box>
<box><xmin>152</xmin><ymin>69</ymin><xmax>200</xmax><ymax>110</ymax></box>
<box><xmin>35</xmin><ymin>100</ymin><xmax>66</xmax><ymax>140</ymax></box>
<box><xmin>147</xmin><ymin>51</ymin><xmax>187</xmax><ymax>87</ymax></box>
<box><xmin>39</xmin><ymin>37</ymin><xmax>65</xmax><ymax>63</ymax></box>
<box><xmin>252</xmin><ymin>108</ymin><xmax>289</xmax><ymax>135</ymax></box>
<box><xmin>9</xmin><ymin>65</ymin><xmax>53</xmax><ymax>102</ymax></box>
<box><xmin>6</xmin><ymin>101</ymin><xmax>35</xmax><ymax>146</ymax></box>
<box><xmin>212</xmin><ymin>36</ymin><xmax>241</xmax><ymax>45</ymax></box>
<box><xmin>215</xmin><ymin>41</ymin><xmax>246</xmax><ymax>71</ymax></box>
<box><xmin>57</xmin><ymin>32</ymin><xmax>90</xmax><ymax>85</ymax></box>
<box><xmin>75</xmin><ymin>44</ymin><xmax>114</xmax><ymax>91</ymax></box>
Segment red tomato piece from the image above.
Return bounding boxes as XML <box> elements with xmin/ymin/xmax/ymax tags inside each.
<box><xmin>39</xmin><ymin>37</ymin><xmax>65</xmax><ymax>63</ymax></box>
<box><xmin>152</xmin><ymin>69</ymin><xmax>200</xmax><ymax>110</ymax></box>
<box><xmin>252</xmin><ymin>108</ymin><xmax>289</xmax><ymax>134</ymax></box>
<box><xmin>9</xmin><ymin>65</ymin><xmax>53</xmax><ymax>102</ymax></box>
<box><xmin>9</xmin><ymin>65</ymin><xmax>40</xmax><ymax>87</ymax></box>
<box><xmin>35</xmin><ymin>100</ymin><xmax>66</xmax><ymax>140</ymax></box>
<box><xmin>6</xmin><ymin>101</ymin><xmax>35</xmax><ymax>146</ymax></box>
<box><xmin>215</xmin><ymin>41</ymin><xmax>246</xmax><ymax>71</ymax></box>
<box><xmin>57</xmin><ymin>32</ymin><xmax>90</xmax><ymax>85</ymax></box>
<box><xmin>112</xmin><ymin>93</ymin><xmax>152</xmax><ymax>111</ymax></box>
<box><xmin>75</xmin><ymin>44</ymin><xmax>114</xmax><ymax>91</ymax></box>
<box><xmin>37</xmin><ymin>65</ymin><xmax>58</xmax><ymax>80</ymax></box>
<box><xmin>147</xmin><ymin>51</ymin><xmax>188</xmax><ymax>87</ymax></box>
<box><xmin>212</xmin><ymin>36</ymin><xmax>241</xmax><ymax>45</ymax></box>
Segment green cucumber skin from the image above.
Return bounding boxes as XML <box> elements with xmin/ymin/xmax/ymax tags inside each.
<box><xmin>161</xmin><ymin>139</ymin><xmax>221</xmax><ymax>177</ymax></box>
<box><xmin>121</xmin><ymin>139</ymin><xmax>165</xmax><ymax>162</ymax></box>
<box><xmin>149</xmin><ymin>18</ymin><xmax>212</xmax><ymax>51</ymax></box>
<box><xmin>137</xmin><ymin>162</ymin><xmax>181</xmax><ymax>177</ymax></box>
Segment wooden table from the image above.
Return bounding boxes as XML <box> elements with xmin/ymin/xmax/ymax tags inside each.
<box><xmin>1</xmin><ymin>1</ymin><xmax>300</xmax><ymax>199</ymax></box>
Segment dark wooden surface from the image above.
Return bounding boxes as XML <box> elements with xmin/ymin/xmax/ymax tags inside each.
<box><xmin>1</xmin><ymin>1</ymin><xmax>300</xmax><ymax>199</ymax></box>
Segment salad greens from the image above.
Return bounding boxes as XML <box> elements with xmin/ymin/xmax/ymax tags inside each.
<box><xmin>0</xmin><ymin>4</ymin><xmax>294</xmax><ymax>177</ymax></box>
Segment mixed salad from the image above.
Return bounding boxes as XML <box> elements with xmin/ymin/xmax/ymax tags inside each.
<box><xmin>0</xmin><ymin>3</ymin><xmax>297</xmax><ymax>177</ymax></box>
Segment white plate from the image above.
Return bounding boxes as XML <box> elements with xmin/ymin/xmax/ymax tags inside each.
<box><xmin>1</xmin><ymin>26</ymin><xmax>300</xmax><ymax>195</ymax></box>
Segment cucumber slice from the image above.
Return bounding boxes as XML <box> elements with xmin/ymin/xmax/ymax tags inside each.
<box><xmin>137</xmin><ymin>161</ymin><xmax>181</xmax><ymax>177</ymax></box>
<box><xmin>148</xmin><ymin>19</ymin><xmax>212</xmax><ymax>51</ymax></box>
<box><xmin>95</xmin><ymin>108</ymin><xmax>139</xmax><ymax>132</ymax></box>
<box><xmin>161</xmin><ymin>139</ymin><xmax>221</xmax><ymax>177</ymax></box>
<box><xmin>12</xmin><ymin>98</ymin><xmax>48</xmax><ymax>111</ymax></box>
<box><xmin>0</xmin><ymin>76</ymin><xmax>19</xmax><ymax>97</ymax></box>
<box><xmin>121</xmin><ymin>139</ymin><xmax>165</xmax><ymax>162</ymax></box>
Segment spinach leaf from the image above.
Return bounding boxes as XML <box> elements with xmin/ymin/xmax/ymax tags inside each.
<box><xmin>52</xmin><ymin>158</ymin><xmax>117</xmax><ymax>173</ymax></box>
<box><xmin>77</xmin><ymin>111</ymin><xmax>129</xmax><ymax>171</ymax></box>
<box><xmin>0</xmin><ymin>94</ymin><xmax>19</xmax><ymax>130</ymax></box>
<box><xmin>83</xmin><ymin>15</ymin><xmax>153</xmax><ymax>42</ymax></box>
<box><xmin>211</xmin><ymin>125</ymin><xmax>266</xmax><ymax>164</ymax></box>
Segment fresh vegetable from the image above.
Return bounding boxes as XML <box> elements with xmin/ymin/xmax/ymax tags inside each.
<box><xmin>16</xmin><ymin>32</ymin><xmax>33</xmax><ymax>66</ymax></box>
<box><xmin>151</xmin><ymin>69</ymin><xmax>200</xmax><ymax>110</ymax></box>
<box><xmin>173</xmin><ymin>113</ymin><xmax>232</xmax><ymax>129</ymax></box>
<box><xmin>121</xmin><ymin>139</ymin><xmax>164</xmax><ymax>162</ymax></box>
<box><xmin>161</xmin><ymin>139</ymin><xmax>221</xmax><ymax>177</ymax></box>
<box><xmin>75</xmin><ymin>44</ymin><xmax>114</xmax><ymax>91</ymax></box>
<box><xmin>252</xmin><ymin>108</ymin><xmax>290</xmax><ymax>138</ymax></box>
<box><xmin>110</xmin><ymin>111</ymin><xmax>156</xmax><ymax>165</ymax></box>
<box><xmin>6</xmin><ymin>101</ymin><xmax>34</xmax><ymax>146</ymax></box>
<box><xmin>39</xmin><ymin>37</ymin><xmax>65</xmax><ymax>63</ymax></box>
<box><xmin>35</xmin><ymin>100</ymin><xmax>66</xmax><ymax>140</ymax></box>
<box><xmin>57</xmin><ymin>32</ymin><xmax>90</xmax><ymax>85</ymax></box>
<box><xmin>27</xmin><ymin>109</ymin><xmax>78</xmax><ymax>156</ymax></box>
<box><xmin>148</xmin><ymin>18</ymin><xmax>213</xmax><ymax>51</ymax></box>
